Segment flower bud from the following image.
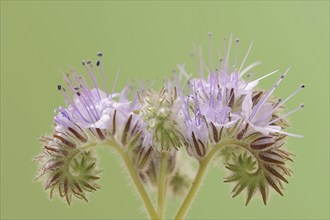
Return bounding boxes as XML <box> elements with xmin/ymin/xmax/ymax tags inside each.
<box><xmin>138</xmin><ymin>88</ymin><xmax>186</xmax><ymax>151</ymax></box>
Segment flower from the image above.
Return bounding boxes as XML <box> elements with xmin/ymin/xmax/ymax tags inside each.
<box><xmin>34</xmin><ymin>53</ymin><xmax>143</xmax><ymax>204</ymax></box>
<box><xmin>179</xmin><ymin>33</ymin><xmax>304</xmax><ymax>205</ymax></box>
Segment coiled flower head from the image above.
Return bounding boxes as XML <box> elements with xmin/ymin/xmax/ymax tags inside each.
<box><xmin>179</xmin><ymin>33</ymin><xmax>304</xmax><ymax>205</ymax></box>
<box><xmin>34</xmin><ymin>53</ymin><xmax>143</xmax><ymax>205</ymax></box>
<box><xmin>35</xmin><ymin>143</ymin><xmax>101</xmax><ymax>205</ymax></box>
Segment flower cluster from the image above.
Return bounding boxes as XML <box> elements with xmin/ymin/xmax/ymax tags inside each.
<box><xmin>34</xmin><ymin>34</ymin><xmax>303</xmax><ymax>214</ymax></box>
<box><xmin>180</xmin><ymin>42</ymin><xmax>304</xmax><ymax>204</ymax></box>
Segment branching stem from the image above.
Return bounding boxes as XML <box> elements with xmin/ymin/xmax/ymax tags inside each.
<box><xmin>174</xmin><ymin>140</ymin><xmax>248</xmax><ymax>220</ymax></box>
<box><xmin>108</xmin><ymin>141</ymin><xmax>159</xmax><ymax>220</ymax></box>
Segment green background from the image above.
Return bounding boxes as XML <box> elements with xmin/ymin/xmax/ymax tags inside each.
<box><xmin>1</xmin><ymin>1</ymin><xmax>329</xmax><ymax>219</ymax></box>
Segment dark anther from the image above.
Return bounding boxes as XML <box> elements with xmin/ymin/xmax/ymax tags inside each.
<box><xmin>301</xmin><ymin>84</ymin><xmax>305</xmax><ymax>88</ymax></box>
<box><xmin>76</xmin><ymin>92</ymin><xmax>81</xmax><ymax>96</ymax></box>
<box><xmin>57</xmin><ymin>85</ymin><xmax>62</xmax><ymax>91</ymax></box>
<box><xmin>236</xmin><ymin>38</ymin><xmax>239</xmax><ymax>43</ymax></box>
<box><xmin>280</xmin><ymin>74</ymin><xmax>285</xmax><ymax>78</ymax></box>
<box><xmin>97</xmin><ymin>52</ymin><xmax>103</xmax><ymax>57</ymax></box>
<box><xmin>86</xmin><ymin>60</ymin><xmax>92</xmax><ymax>64</ymax></box>
<box><xmin>74</xmin><ymin>87</ymin><xmax>79</xmax><ymax>90</ymax></box>
<box><xmin>82</xmin><ymin>60</ymin><xmax>86</xmax><ymax>65</ymax></box>
<box><xmin>96</xmin><ymin>60</ymin><xmax>100</xmax><ymax>66</ymax></box>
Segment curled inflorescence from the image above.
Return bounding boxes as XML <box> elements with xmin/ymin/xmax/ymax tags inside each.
<box><xmin>34</xmin><ymin>34</ymin><xmax>304</xmax><ymax>209</ymax></box>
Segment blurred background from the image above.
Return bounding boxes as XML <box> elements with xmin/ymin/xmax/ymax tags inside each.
<box><xmin>1</xmin><ymin>1</ymin><xmax>329</xmax><ymax>219</ymax></box>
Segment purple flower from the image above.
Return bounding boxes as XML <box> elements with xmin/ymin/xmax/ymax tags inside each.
<box><xmin>179</xmin><ymin>33</ymin><xmax>304</xmax><ymax>205</ymax></box>
<box><xmin>35</xmin><ymin>53</ymin><xmax>143</xmax><ymax>205</ymax></box>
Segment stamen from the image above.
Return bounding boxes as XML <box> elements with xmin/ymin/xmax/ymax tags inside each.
<box><xmin>71</xmin><ymin>69</ymin><xmax>92</xmax><ymax>95</ymax></box>
<box><xmin>223</xmin><ymin>37</ymin><xmax>226</xmax><ymax>68</ymax></box>
<box><xmin>255</xmin><ymin>84</ymin><xmax>305</xmax><ymax>125</ymax></box>
<box><xmin>238</xmin><ymin>41</ymin><xmax>253</xmax><ymax>74</ymax></box>
<box><xmin>96</xmin><ymin>52</ymin><xmax>109</xmax><ymax>96</ymax></box>
<box><xmin>57</xmin><ymin>86</ymin><xmax>89</xmax><ymax>123</ymax></box>
<box><xmin>83</xmin><ymin>60</ymin><xmax>101</xmax><ymax>100</ymax></box>
<box><xmin>239</xmin><ymin>61</ymin><xmax>262</xmax><ymax>78</ymax></box>
<box><xmin>208</xmin><ymin>32</ymin><xmax>213</xmax><ymax>70</ymax></box>
<box><xmin>77</xmin><ymin>91</ymin><xmax>99</xmax><ymax>122</ymax></box>
<box><xmin>71</xmin><ymin>72</ymin><xmax>100</xmax><ymax>119</ymax></box>
<box><xmin>209</xmin><ymin>71</ymin><xmax>214</xmax><ymax>107</ymax></box>
<box><xmin>198</xmin><ymin>78</ymin><xmax>208</xmax><ymax>100</ymax></box>
<box><xmin>234</xmin><ymin>38</ymin><xmax>239</xmax><ymax>68</ymax></box>
<box><xmin>215</xmin><ymin>48</ymin><xmax>223</xmax><ymax>75</ymax></box>
<box><xmin>268</xmin><ymin>103</ymin><xmax>304</xmax><ymax>125</ymax></box>
<box><xmin>225</xmin><ymin>33</ymin><xmax>232</xmax><ymax>71</ymax></box>
<box><xmin>176</xmin><ymin>64</ymin><xmax>190</xmax><ymax>83</ymax></box>
<box><xmin>273</xmin><ymin>98</ymin><xmax>282</xmax><ymax>108</ymax></box>
<box><xmin>190</xmin><ymin>51</ymin><xmax>202</xmax><ymax>77</ymax></box>
<box><xmin>249</xmin><ymin>68</ymin><xmax>289</xmax><ymax>121</ymax></box>
<box><xmin>242</xmin><ymin>73</ymin><xmax>256</xmax><ymax>90</ymax></box>
<box><xmin>191</xmin><ymin>41</ymin><xmax>204</xmax><ymax>77</ymax></box>
<box><xmin>110</xmin><ymin>67</ymin><xmax>120</xmax><ymax>100</ymax></box>
<box><xmin>247</xmin><ymin>69</ymin><xmax>279</xmax><ymax>85</ymax></box>
<box><xmin>267</xmin><ymin>127</ymin><xmax>303</xmax><ymax>138</ymax></box>
<box><xmin>63</xmin><ymin>74</ymin><xmax>99</xmax><ymax>121</ymax></box>
<box><xmin>199</xmin><ymin>45</ymin><xmax>211</xmax><ymax>75</ymax></box>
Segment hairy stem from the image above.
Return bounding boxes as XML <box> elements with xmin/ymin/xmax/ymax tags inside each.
<box><xmin>157</xmin><ymin>151</ymin><xmax>168</xmax><ymax>219</ymax></box>
<box><xmin>175</xmin><ymin>140</ymin><xmax>247</xmax><ymax>220</ymax></box>
<box><xmin>106</xmin><ymin>141</ymin><xmax>159</xmax><ymax>220</ymax></box>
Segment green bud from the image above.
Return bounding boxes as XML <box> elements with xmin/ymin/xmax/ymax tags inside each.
<box><xmin>139</xmin><ymin>88</ymin><xmax>185</xmax><ymax>151</ymax></box>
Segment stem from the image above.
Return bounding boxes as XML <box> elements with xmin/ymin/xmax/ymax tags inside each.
<box><xmin>175</xmin><ymin>140</ymin><xmax>246</xmax><ymax>220</ymax></box>
<box><xmin>157</xmin><ymin>151</ymin><xmax>168</xmax><ymax>219</ymax></box>
<box><xmin>107</xmin><ymin>141</ymin><xmax>159</xmax><ymax>220</ymax></box>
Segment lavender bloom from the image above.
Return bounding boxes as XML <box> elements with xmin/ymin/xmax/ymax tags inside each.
<box><xmin>179</xmin><ymin>34</ymin><xmax>304</xmax><ymax>205</ymax></box>
<box><xmin>34</xmin><ymin>53</ymin><xmax>143</xmax><ymax>204</ymax></box>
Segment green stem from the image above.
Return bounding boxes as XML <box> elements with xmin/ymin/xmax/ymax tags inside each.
<box><xmin>175</xmin><ymin>140</ymin><xmax>246</xmax><ymax>220</ymax></box>
<box><xmin>157</xmin><ymin>151</ymin><xmax>168</xmax><ymax>219</ymax></box>
<box><xmin>106</xmin><ymin>141</ymin><xmax>159</xmax><ymax>220</ymax></box>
